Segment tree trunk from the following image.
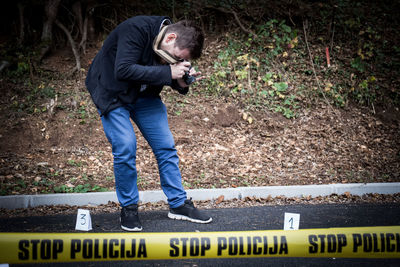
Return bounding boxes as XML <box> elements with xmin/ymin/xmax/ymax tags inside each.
<box><xmin>81</xmin><ymin>0</ymin><xmax>97</xmax><ymax>52</ymax></box>
<box><xmin>87</xmin><ymin>0</ymin><xmax>97</xmax><ymax>42</ymax></box>
<box><xmin>72</xmin><ymin>1</ymin><xmax>83</xmax><ymax>38</ymax></box>
<box><xmin>17</xmin><ymin>3</ymin><xmax>25</xmax><ymax>46</ymax></box>
<box><xmin>87</xmin><ymin>12</ymin><xmax>96</xmax><ymax>41</ymax></box>
<box><xmin>39</xmin><ymin>0</ymin><xmax>61</xmax><ymax>61</ymax></box>
<box><xmin>79</xmin><ymin>16</ymin><xmax>88</xmax><ymax>54</ymax></box>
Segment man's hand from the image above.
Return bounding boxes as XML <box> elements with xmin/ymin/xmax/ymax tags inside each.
<box><xmin>188</xmin><ymin>67</ymin><xmax>204</xmax><ymax>81</ymax></box>
<box><xmin>176</xmin><ymin>65</ymin><xmax>204</xmax><ymax>88</ymax></box>
<box><xmin>170</xmin><ymin>61</ymin><xmax>191</xmax><ymax>79</ymax></box>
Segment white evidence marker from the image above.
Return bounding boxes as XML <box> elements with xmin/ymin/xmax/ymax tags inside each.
<box><xmin>75</xmin><ymin>209</ymin><xmax>92</xmax><ymax>231</ymax></box>
<box><xmin>284</xmin><ymin>212</ymin><xmax>300</xmax><ymax>230</ymax></box>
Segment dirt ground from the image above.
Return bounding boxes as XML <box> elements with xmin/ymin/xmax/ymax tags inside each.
<box><xmin>0</xmin><ymin>44</ymin><xmax>400</xmax><ymax>197</ymax></box>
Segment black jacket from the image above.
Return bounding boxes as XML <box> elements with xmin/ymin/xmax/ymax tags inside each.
<box><xmin>85</xmin><ymin>15</ymin><xmax>187</xmax><ymax>116</ymax></box>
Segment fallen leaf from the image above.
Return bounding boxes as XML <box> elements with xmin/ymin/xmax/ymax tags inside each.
<box><xmin>214</xmin><ymin>144</ymin><xmax>229</xmax><ymax>151</ymax></box>
<box><xmin>216</xmin><ymin>195</ymin><xmax>224</xmax><ymax>204</ymax></box>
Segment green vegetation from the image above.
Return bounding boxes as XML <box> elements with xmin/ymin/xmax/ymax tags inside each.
<box><xmin>204</xmin><ymin>6</ymin><xmax>399</xmax><ymax>116</ymax></box>
<box><xmin>206</xmin><ymin>20</ymin><xmax>300</xmax><ymax>118</ymax></box>
<box><xmin>53</xmin><ymin>183</ymin><xmax>108</xmax><ymax>193</ymax></box>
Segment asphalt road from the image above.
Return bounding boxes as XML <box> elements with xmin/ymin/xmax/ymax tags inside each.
<box><xmin>1</xmin><ymin>203</ymin><xmax>400</xmax><ymax>266</ymax></box>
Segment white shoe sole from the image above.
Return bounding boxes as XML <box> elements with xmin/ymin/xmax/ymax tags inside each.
<box><xmin>120</xmin><ymin>218</ymin><xmax>143</xmax><ymax>231</ymax></box>
<box><xmin>121</xmin><ymin>225</ymin><xmax>143</xmax><ymax>232</ymax></box>
<box><xmin>168</xmin><ymin>212</ymin><xmax>212</xmax><ymax>224</ymax></box>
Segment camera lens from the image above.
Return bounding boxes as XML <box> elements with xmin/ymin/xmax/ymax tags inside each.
<box><xmin>183</xmin><ymin>71</ymin><xmax>196</xmax><ymax>85</ymax></box>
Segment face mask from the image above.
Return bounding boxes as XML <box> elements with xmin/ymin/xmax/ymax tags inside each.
<box><xmin>153</xmin><ymin>26</ymin><xmax>182</xmax><ymax>64</ymax></box>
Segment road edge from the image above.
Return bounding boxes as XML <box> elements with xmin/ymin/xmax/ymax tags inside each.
<box><xmin>1</xmin><ymin>183</ymin><xmax>400</xmax><ymax>209</ymax></box>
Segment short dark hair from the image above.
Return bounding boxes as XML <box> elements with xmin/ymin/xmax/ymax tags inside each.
<box><xmin>166</xmin><ymin>20</ymin><xmax>204</xmax><ymax>59</ymax></box>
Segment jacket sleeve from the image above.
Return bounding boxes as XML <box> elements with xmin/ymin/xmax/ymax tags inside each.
<box><xmin>114</xmin><ymin>22</ymin><xmax>172</xmax><ymax>86</ymax></box>
<box><xmin>171</xmin><ymin>79</ymin><xmax>189</xmax><ymax>95</ymax></box>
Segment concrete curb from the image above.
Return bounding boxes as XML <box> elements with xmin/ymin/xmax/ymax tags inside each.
<box><xmin>1</xmin><ymin>183</ymin><xmax>400</xmax><ymax>209</ymax></box>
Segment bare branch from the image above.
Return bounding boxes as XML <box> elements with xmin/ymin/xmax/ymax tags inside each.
<box><xmin>212</xmin><ymin>6</ymin><xmax>257</xmax><ymax>37</ymax></box>
<box><xmin>54</xmin><ymin>19</ymin><xmax>81</xmax><ymax>78</ymax></box>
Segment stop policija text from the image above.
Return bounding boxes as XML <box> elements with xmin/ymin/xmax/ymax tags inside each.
<box><xmin>18</xmin><ymin>238</ymin><xmax>147</xmax><ymax>260</ymax></box>
<box><xmin>308</xmin><ymin>233</ymin><xmax>400</xmax><ymax>253</ymax></box>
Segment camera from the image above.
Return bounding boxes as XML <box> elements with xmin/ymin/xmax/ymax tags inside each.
<box><xmin>183</xmin><ymin>67</ymin><xmax>196</xmax><ymax>85</ymax></box>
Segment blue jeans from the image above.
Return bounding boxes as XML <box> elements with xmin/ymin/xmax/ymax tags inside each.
<box><xmin>100</xmin><ymin>97</ymin><xmax>187</xmax><ymax>208</ymax></box>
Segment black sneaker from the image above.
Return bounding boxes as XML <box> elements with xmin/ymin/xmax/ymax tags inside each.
<box><xmin>120</xmin><ymin>204</ymin><xmax>142</xmax><ymax>231</ymax></box>
<box><xmin>168</xmin><ymin>198</ymin><xmax>212</xmax><ymax>224</ymax></box>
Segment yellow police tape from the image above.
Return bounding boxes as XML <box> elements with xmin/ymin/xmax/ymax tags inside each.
<box><xmin>0</xmin><ymin>226</ymin><xmax>399</xmax><ymax>263</ymax></box>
